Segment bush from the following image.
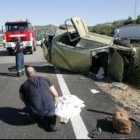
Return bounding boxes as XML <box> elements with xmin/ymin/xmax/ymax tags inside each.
<box><xmin>126</xmin><ymin>48</ymin><xmax>140</xmax><ymax>88</ymax></box>
<box><xmin>129</xmin><ymin>65</ymin><xmax>140</xmax><ymax>88</ymax></box>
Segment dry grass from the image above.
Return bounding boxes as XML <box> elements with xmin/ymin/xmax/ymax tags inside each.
<box><xmin>93</xmin><ymin>78</ymin><xmax>140</xmax><ymax>121</ymax></box>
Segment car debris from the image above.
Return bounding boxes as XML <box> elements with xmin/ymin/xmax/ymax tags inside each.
<box><xmin>78</xmin><ymin>77</ymin><xmax>85</xmax><ymax>80</ymax></box>
<box><xmin>88</xmin><ymin>127</ymin><xmax>102</xmax><ymax>139</ymax></box>
<box><xmin>90</xmin><ymin>89</ymin><xmax>100</xmax><ymax>94</ymax></box>
<box><xmin>95</xmin><ymin>67</ymin><xmax>105</xmax><ymax>80</ymax></box>
<box><xmin>112</xmin><ymin>82</ymin><xmax>128</xmax><ymax>90</ymax></box>
<box><xmin>42</xmin><ymin>17</ymin><xmax>140</xmax><ymax>82</ymax></box>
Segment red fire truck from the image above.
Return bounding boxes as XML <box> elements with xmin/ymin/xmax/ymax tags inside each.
<box><xmin>4</xmin><ymin>19</ymin><xmax>36</xmax><ymax>55</ymax></box>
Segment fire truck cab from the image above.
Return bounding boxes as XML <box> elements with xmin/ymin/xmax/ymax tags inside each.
<box><xmin>4</xmin><ymin>19</ymin><xmax>36</xmax><ymax>55</ymax></box>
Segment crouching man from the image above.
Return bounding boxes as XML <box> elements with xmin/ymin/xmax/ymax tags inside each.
<box><xmin>19</xmin><ymin>66</ymin><xmax>59</xmax><ymax>131</ymax></box>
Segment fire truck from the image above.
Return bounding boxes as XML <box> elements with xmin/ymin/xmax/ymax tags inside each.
<box><xmin>4</xmin><ymin>19</ymin><xmax>36</xmax><ymax>55</ymax></box>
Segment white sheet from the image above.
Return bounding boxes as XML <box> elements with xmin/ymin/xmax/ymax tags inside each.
<box><xmin>55</xmin><ymin>95</ymin><xmax>85</xmax><ymax>119</ymax></box>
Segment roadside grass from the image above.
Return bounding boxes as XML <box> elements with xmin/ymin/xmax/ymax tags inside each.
<box><xmin>126</xmin><ymin>47</ymin><xmax>140</xmax><ymax>89</ymax></box>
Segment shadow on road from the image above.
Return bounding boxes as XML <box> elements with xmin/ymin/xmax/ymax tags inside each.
<box><xmin>97</xmin><ymin>119</ymin><xmax>114</xmax><ymax>133</ymax></box>
<box><xmin>0</xmin><ymin>50</ymin><xmax>9</xmax><ymax>56</ymax></box>
<box><xmin>0</xmin><ymin>107</ymin><xmax>60</xmax><ymax>132</ymax></box>
<box><xmin>0</xmin><ymin>72</ymin><xmax>17</xmax><ymax>77</ymax></box>
<box><xmin>8</xmin><ymin>66</ymin><xmax>17</xmax><ymax>72</ymax></box>
<box><xmin>29</xmin><ymin>65</ymin><xmax>78</xmax><ymax>75</ymax></box>
<box><xmin>87</xmin><ymin>109</ymin><xmax>114</xmax><ymax>133</ymax></box>
<box><xmin>0</xmin><ymin>107</ymin><xmax>36</xmax><ymax>126</ymax></box>
<box><xmin>0</xmin><ymin>66</ymin><xmax>17</xmax><ymax>77</ymax></box>
<box><xmin>33</xmin><ymin>65</ymin><xmax>55</xmax><ymax>74</ymax></box>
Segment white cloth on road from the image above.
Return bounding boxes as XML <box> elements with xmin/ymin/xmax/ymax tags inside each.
<box><xmin>55</xmin><ymin>95</ymin><xmax>85</xmax><ymax>119</ymax></box>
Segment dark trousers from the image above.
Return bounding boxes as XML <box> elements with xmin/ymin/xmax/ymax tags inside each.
<box><xmin>47</xmin><ymin>42</ymin><xmax>52</xmax><ymax>61</ymax></box>
<box><xmin>25</xmin><ymin>107</ymin><xmax>58</xmax><ymax>131</ymax></box>
<box><xmin>36</xmin><ymin>115</ymin><xmax>58</xmax><ymax>131</ymax></box>
<box><xmin>16</xmin><ymin>52</ymin><xmax>25</xmax><ymax>76</ymax></box>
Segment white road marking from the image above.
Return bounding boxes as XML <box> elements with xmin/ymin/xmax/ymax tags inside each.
<box><xmin>55</xmin><ymin>67</ymin><xmax>90</xmax><ymax>139</ymax></box>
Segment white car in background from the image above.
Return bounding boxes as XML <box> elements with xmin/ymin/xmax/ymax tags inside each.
<box><xmin>36</xmin><ymin>40</ymin><xmax>42</xmax><ymax>46</ymax></box>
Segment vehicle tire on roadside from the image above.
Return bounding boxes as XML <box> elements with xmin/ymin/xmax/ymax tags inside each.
<box><xmin>30</xmin><ymin>47</ymin><xmax>33</xmax><ymax>54</ymax></box>
<box><xmin>8</xmin><ymin>50</ymin><xmax>14</xmax><ymax>56</ymax></box>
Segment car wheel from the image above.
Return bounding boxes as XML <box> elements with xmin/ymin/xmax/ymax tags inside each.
<box><xmin>8</xmin><ymin>50</ymin><xmax>13</xmax><ymax>55</ymax></box>
<box><xmin>30</xmin><ymin>47</ymin><xmax>33</xmax><ymax>54</ymax></box>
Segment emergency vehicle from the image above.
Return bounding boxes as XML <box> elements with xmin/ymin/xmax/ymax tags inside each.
<box><xmin>4</xmin><ymin>19</ymin><xmax>36</xmax><ymax>55</ymax></box>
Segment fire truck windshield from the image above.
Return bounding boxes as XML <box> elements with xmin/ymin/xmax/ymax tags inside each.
<box><xmin>5</xmin><ymin>23</ymin><xmax>31</xmax><ymax>32</ymax></box>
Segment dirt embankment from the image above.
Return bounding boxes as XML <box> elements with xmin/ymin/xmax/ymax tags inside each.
<box><xmin>92</xmin><ymin>77</ymin><xmax>140</xmax><ymax>122</ymax></box>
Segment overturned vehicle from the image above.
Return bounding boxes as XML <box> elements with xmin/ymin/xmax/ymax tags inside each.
<box><xmin>42</xmin><ymin>17</ymin><xmax>140</xmax><ymax>82</ymax></box>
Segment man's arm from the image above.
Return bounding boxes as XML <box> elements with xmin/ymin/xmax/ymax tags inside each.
<box><xmin>50</xmin><ymin>85</ymin><xmax>59</xmax><ymax>101</ymax></box>
<box><xmin>14</xmin><ymin>42</ymin><xmax>18</xmax><ymax>53</ymax></box>
<box><xmin>19</xmin><ymin>85</ymin><xmax>25</xmax><ymax>102</ymax></box>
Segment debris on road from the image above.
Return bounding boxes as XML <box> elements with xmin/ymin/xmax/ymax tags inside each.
<box><xmin>88</xmin><ymin>127</ymin><xmax>102</xmax><ymax>139</ymax></box>
<box><xmin>112</xmin><ymin>82</ymin><xmax>128</xmax><ymax>90</ymax></box>
<box><xmin>78</xmin><ymin>77</ymin><xmax>85</xmax><ymax>80</ymax></box>
<box><xmin>90</xmin><ymin>89</ymin><xmax>100</xmax><ymax>94</ymax></box>
<box><xmin>93</xmin><ymin>79</ymin><xmax>140</xmax><ymax>122</ymax></box>
<box><xmin>113</xmin><ymin>109</ymin><xmax>131</xmax><ymax>134</ymax></box>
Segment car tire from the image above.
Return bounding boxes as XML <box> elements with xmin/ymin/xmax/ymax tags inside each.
<box><xmin>30</xmin><ymin>47</ymin><xmax>33</xmax><ymax>54</ymax></box>
<box><xmin>8</xmin><ymin>50</ymin><xmax>13</xmax><ymax>55</ymax></box>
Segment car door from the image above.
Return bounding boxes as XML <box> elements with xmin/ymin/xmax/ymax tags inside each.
<box><xmin>51</xmin><ymin>40</ymin><xmax>91</xmax><ymax>73</ymax></box>
<box><xmin>108</xmin><ymin>51</ymin><xmax>124</xmax><ymax>82</ymax></box>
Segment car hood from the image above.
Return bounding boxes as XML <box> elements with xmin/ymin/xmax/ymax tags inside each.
<box><xmin>71</xmin><ymin>17</ymin><xmax>113</xmax><ymax>45</ymax></box>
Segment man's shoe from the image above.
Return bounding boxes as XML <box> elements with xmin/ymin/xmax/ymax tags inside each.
<box><xmin>17</xmin><ymin>73</ymin><xmax>22</xmax><ymax>77</ymax></box>
<box><xmin>22</xmin><ymin>71</ymin><xmax>25</xmax><ymax>76</ymax></box>
<box><xmin>48</xmin><ymin>115</ymin><xmax>60</xmax><ymax>131</ymax></box>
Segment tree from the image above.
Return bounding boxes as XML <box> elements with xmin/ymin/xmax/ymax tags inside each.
<box><xmin>136</xmin><ymin>15</ymin><xmax>140</xmax><ymax>24</ymax></box>
<box><xmin>124</xmin><ymin>16</ymin><xmax>133</xmax><ymax>25</ymax></box>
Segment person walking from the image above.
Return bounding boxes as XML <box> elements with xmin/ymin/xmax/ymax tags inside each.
<box><xmin>19</xmin><ymin>66</ymin><xmax>60</xmax><ymax>131</ymax></box>
<box><xmin>15</xmin><ymin>37</ymin><xmax>25</xmax><ymax>77</ymax></box>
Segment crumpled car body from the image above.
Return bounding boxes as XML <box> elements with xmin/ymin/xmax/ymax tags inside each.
<box><xmin>42</xmin><ymin>17</ymin><xmax>139</xmax><ymax>82</ymax></box>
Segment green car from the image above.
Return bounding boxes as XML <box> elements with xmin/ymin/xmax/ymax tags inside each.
<box><xmin>42</xmin><ymin>17</ymin><xmax>139</xmax><ymax>82</ymax></box>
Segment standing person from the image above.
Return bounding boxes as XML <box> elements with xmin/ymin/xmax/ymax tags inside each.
<box><xmin>15</xmin><ymin>37</ymin><xmax>25</xmax><ymax>77</ymax></box>
<box><xmin>19</xmin><ymin>66</ymin><xmax>59</xmax><ymax>131</ymax></box>
<box><xmin>47</xmin><ymin>30</ymin><xmax>56</xmax><ymax>60</ymax></box>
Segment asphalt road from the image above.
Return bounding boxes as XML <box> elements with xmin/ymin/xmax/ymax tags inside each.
<box><xmin>0</xmin><ymin>46</ymin><xmax>140</xmax><ymax>139</ymax></box>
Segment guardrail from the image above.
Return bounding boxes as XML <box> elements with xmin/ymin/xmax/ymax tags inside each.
<box><xmin>0</xmin><ymin>43</ymin><xmax>3</xmax><ymax>48</ymax></box>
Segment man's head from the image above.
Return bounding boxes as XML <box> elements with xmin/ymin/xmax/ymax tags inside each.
<box><xmin>25</xmin><ymin>66</ymin><xmax>36</xmax><ymax>78</ymax></box>
<box><xmin>16</xmin><ymin>37</ymin><xmax>21</xmax><ymax>42</ymax></box>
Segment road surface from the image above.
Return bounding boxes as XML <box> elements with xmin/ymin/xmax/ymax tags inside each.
<box><xmin>0</xmin><ymin>46</ymin><xmax>140</xmax><ymax>139</ymax></box>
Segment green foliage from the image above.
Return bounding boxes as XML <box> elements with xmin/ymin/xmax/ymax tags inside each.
<box><xmin>35</xmin><ymin>24</ymin><xmax>56</xmax><ymax>39</ymax></box>
<box><xmin>124</xmin><ymin>17</ymin><xmax>136</xmax><ymax>25</ymax></box>
<box><xmin>126</xmin><ymin>47</ymin><xmax>140</xmax><ymax>88</ymax></box>
<box><xmin>88</xmin><ymin>16</ymin><xmax>140</xmax><ymax>37</ymax></box>
<box><xmin>113</xmin><ymin>20</ymin><xmax>125</xmax><ymax>28</ymax></box>
<box><xmin>91</xmin><ymin>25</ymin><xmax>113</xmax><ymax>36</ymax></box>
<box><xmin>128</xmin><ymin>65</ymin><xmax>140</xmax><ymax>88</ymax></box>
<box><xmin>0</xmin><ymin>35</ymin><xmax>3</xmax><ymax>44</ymax></box>
<box><xmin>136</xmin><ymin>15</ymin><xmax>140</xmax><ymax>24</ymax></box>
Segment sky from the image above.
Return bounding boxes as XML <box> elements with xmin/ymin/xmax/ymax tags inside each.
<box><xmin>0</xmin><ymin>0</ymin><xmax>140</xmax><ymax>28</ymax></box>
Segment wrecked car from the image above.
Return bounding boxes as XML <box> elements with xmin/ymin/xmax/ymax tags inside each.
<box><xmin>42</xmin><ymin>17</ymin><xmax>140</xmax><ymax>82</ymax></box>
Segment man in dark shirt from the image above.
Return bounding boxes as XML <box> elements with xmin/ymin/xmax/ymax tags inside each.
<box><xmin>19</xmin><ymin>66</ymin><xmax>59</xmax><ymax>131</ymax></box>
<box><xmin>15</xmin><ymin>37</ymin><xmax>25</xmax><ymax>77</ymax></box>
<box><xmin>46</xmin><ymin>30</ymin><xmax>56</xmax><ymax>61</ymax></box>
